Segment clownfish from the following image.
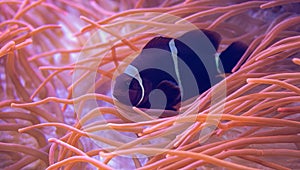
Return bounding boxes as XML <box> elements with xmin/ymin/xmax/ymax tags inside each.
<box><xmin>113</xmin><ymin>29</ymin><xmax>247</xmax><ymax>118</ymax></box>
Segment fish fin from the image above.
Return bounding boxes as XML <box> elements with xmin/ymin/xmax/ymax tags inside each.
<box><xmin>219</xmin><ymin>41</ymin><xmax>248</xmax><ymax>73</ymax></box>
<box><xmin>201</xmin><ymin>29</ymin><xmax>221</xmax><ymax>50</ymax></box>
<box><xmin>143</xmin><ymin>36</ymin><xmax>172</xmax><ymax>51</ymax></box>
<box><xmin>157</xmin><ymin>80</ymin><xmax>181</xmax><ymax>111</ymax></box>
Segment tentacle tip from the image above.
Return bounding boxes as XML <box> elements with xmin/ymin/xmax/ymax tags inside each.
<box><xmin>18</xmin><ymin>128</ymin><xmax>24</xmax><ymax>133</ymax></box>
<box><xmin>10</xmin><ymin>103</ymin><xmax>17</xmax><ymax>107</ymax></box>
<box><xmin>79</xmin><ymin>15</ymin><xmax>88</xmax><ymax>20</ymax></box>
<box><xmin>79</xmin><ymin>28</ymin><xmax>87</xmax><ymax>34</ymax></box>
<box><xmin>132</xmin><ymin>106</ymin><xmax>140</xmax><ymax>112</ymax></box>
<box><xmin>61</xmin><ymin>107</ymin><xmax>67</xmax><ymax>112</ymax></box>
<box><xmin>292</xmin><ymin>58</ymin><xmax>300</xmax><ymax>64</ymax></box>
<box><xmin>48</xmin><ymin>138</ymin><xmax>55</xmax><ymax>142</ymax></box>
<box><xmin>173</xmin><ymin>142</ymin><xmax>179</xmax><ymax>148</ymax></box>
<box><xmin>246</xmin><ymin>78</ymin><xmax>253</xmax><ymax>84</ymax></box>
<box><xmin>260</xmin><ymin>4</ymin><xmax>266</xmax><ymax>9</ymax></box>
<box><xmin>277</xmin><ymin>108</ymin><xmax>283</xmax><ymax>112</ymax></box>
<box><xmin>142</xmin><ymin>128</ymin><xmax>150</xmax><ymax>134</ymax></box>
<box><xmin>30</xmin><ymin>96</ymin><xmax>35</xmax><ymax>101</ymax></box>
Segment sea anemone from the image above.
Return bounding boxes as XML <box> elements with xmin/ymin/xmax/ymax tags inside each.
<box><xmin>1</xmin><ymin>0</ymin><xmax>300</xmax><ymax>169</ymax></box>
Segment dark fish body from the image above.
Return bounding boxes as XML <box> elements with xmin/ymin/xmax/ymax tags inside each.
<box><xmin>113</xmin><ymin>29</ymin><xmax>247</xmax><ymax>117</ymax></box>
<box><xmin>219</xmin><ymin>41</ymin><xmax>248</xmax><ymax>73</ymax></box>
